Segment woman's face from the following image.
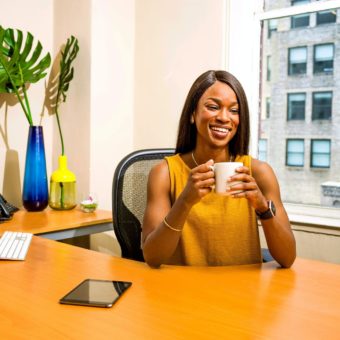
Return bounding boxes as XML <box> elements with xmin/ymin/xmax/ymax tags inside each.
<box><xmin>193</xmin><ymin>81</ymin><xmax>239</xmax><ymax>149</ymax></box>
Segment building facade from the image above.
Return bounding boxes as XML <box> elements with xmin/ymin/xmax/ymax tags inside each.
<box><xmin>260</xmin><ymin>0</ymin><xmax>340</xmax><ymax>206</ymax></box>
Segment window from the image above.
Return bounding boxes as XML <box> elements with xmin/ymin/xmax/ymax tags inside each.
<box><xmin>291</xmin><ymin>14</ymin><xmax>309</xmax><ymax>28</ymax></box>
<box><xmin>258</xmin><ymin>139</ymin><xmax>267</xmax><ymax>161</ymax></box>
<box><xmin>287</xmin><ymin>93</ymin><xmax>305</xmax><ymax>120</ymax></box>
<box><xmin>267</xmin><ymin>55</ymin><xmax>271</xmax><ymax>81</ymax></box>
<box><xmin>312</xmin><ymin>92</ymin><xmax>332</xmax><ymax>120</ymax></box>
<box><xmin>317</xmin><ymin>10</ymin><xmax>337</xmax><ymax>25</ymax></box>
<box><xmin>286</xmin><ymin>139</ymin><xmax>304</xmax><ymax>167</ymax></box>
<box><xmin>266</xmin><ymin>97</ymin><xmax>270</xmax><ymax>118</ymax></box>
<box><xmin>291</xmin><ymin>0</ymin><xmax>310</xmax><ymax>28</ymax></box>
<box><xmin>314</xmin><ymin>44</ymin><xmax>334</xmax><ymax>74</ymax></box>
<box><xmin>268</xmin><ymin>19</ymin><xmax>278</xmax><ymax>38</ymax></box>
<box><xmin>257</xmin><ymin>0</ymin><xmax>339</xmax><ymax>207</ymax></box>
<box><xmin>311</xmin><ymin>140</ymin><xmax>331</xmax><ymax>168</ymax></box>
<box><xmin>288</xmin><ymin>47</ymin><xmax>307</xmax><ymax>75</ymax></box>
<box><xmin>291</xmin><ymin>0</ymin><xmax>309</xmax><ymax>5</ymax></box>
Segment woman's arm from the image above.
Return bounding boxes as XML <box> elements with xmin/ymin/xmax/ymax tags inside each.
<box><xmin>142</xmin><ymin>158</ymin><xmax>214</xmax><ymax>268</ymax></box>
<box><xmin>230</xmin><ymin>159</ymin><xmax>296</xmax><ymax>268</ymax></box>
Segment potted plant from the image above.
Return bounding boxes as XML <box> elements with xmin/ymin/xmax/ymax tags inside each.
<box><xmin>0</xmin><ymin>26</ymin><xmax>51</xmax><ymax>211</ymax></box>
<box><xmin>48</xmin><ymin>36</ymin><xmax>80</xmax><ymax>210</ymax></box>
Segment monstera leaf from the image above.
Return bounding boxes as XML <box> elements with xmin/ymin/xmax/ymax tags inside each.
<box><xmin>56</xmin><ymin>35</ymin><xmax>79</xmax><ymax>104</ymax></box>
<box><xmin>0</xmin><ymin>26</ymin><xmax>51</xmax><ymax>125</ymax></box>
<box><xmin>52</xmin><ymin>35</ymin><xmax>79</xmax><ymax>155</ymax></box>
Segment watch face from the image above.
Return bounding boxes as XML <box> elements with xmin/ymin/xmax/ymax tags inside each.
<box><xmin>256</xmin><ymin>200</ymin><xmax>276</xmax><ymax>219</ymax></box>
<box><xmin>269</xmin><ymin>200</ymin><xmax>276</xmax><ymax>215</ymax></box>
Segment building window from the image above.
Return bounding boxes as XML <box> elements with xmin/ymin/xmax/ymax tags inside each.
<box><xmin>291</xmin><ymin>0</ymin><xmax>310</xmax><ymax>28</ymax></box>
<box><xmin>311</xmin><ymin>140</ymin><xmax>331</xmax><ymax>168</ymax></box>
<box><xmin>291</xmin><ymin>0</ymin><xmax>310</xmax><ymax>5</ymax></box>
<box><xmin>268</xmin><ymin>19</ymin><xmax>278</xmax><ymax>38</ymax></box>
<box><xmin>267</xmin><ymin>55</ymin><xmax>271</xmax><ymax>81</ymax></box>
<box><xmin>258</xmin><ymin>139</ymin><xmax>267</xmax><ymax>161</ymax></box>
<box><xmin>286</xmin><ymin>139</ymin><xmax>304</xmax><ymax>167</ymax></box>
<box><xmin>288</xmin><ymin>47</ymin><xmax>307</xmax><ymax>75</ymax></box>
<box><xmin>266</xmin><ymin>97</ymin><xmax>270</xmax><ymax>118</ymax></box>
<box><xmin>312</xmin><ymin>92</ymin><xmax>332</xmax><ymax>120</ymax></box>
<box><xmin>314</xmin><ymin>44</ymin><xmax>334</xmax><ymax>74</ymax></box>
<box><xmin>316</xmin><ymin>10</ymin><xmax>337</xmax><ymax>25</ymax></box>
<box><xmin>291</xmin><ymin>14</ymin><xmax>309</xmax><ymax>28</ymax></box>
<box><xmin>287</xmin><ymin>93</ymin><xmax>306</xmax><ymax>120</ymax></box>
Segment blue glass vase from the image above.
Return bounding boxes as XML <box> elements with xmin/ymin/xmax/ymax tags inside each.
<box><xmin>22</xmin><ymin>126</ymin><xmax>48</xmax><ymax>211</ymax></box>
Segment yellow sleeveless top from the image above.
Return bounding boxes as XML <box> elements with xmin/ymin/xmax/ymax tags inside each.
<box><xmin>165</xmin><ymin>154</ymin><xmax>261</xmax><ymax>266</ymax></box>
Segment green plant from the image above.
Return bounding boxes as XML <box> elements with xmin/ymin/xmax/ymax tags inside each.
<box><xmin>0</xmin><ymin>26</ymin><xmax>51</xmax><ymax>126</ymax></box>
<box><xmin>49</xmin><ymin>36</ymin><xmax>79</xmax><ymax>210</ymax></box>
<box><xmin>52</xmin><ymin>36</ymin><xmax>79</xmax><ymax>155</ymax></box>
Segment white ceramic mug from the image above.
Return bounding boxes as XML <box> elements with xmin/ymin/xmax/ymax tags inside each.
<box><xmin>210</xmin><ymin>162</ymin><xmax>243</xmax><ymax>195</ymax></box>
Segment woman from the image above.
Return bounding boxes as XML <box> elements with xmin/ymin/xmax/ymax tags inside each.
<box><xmin>142</xmin><ymin>70</ymin><xmax>296</xmax><ymax>268</ymax></box>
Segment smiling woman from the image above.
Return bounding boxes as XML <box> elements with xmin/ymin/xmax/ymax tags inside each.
<box><xmin>141</xmin><ymin>70</ymin><xmax>296</xmax><ymax>269</ymax></box>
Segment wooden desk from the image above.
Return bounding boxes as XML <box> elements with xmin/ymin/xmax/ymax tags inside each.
<box><xmin>0</xmin><ymin>237</ymin><xmax>339</xmax><ymax>339</ymax></box>
<box><xmin>1</xmin><ymin>208</ymin><xmax>113</xmax><ymax>240</ymax></box>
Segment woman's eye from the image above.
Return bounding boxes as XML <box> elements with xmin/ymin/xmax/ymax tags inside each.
<box><xmin>230</xmin><ymin>108</ymin><xmax>239</xmax><ymax>114</ymax></box>
<box><xmin>207</xmin><ymin>105</ymin><xmax>219</xmax><ymax>110</ymax></box>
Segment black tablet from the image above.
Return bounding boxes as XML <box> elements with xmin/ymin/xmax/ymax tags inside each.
<box><xmin>59</xmin><ymin>279</ymin><xmax>132</xmax><ymax>308</ymax></box>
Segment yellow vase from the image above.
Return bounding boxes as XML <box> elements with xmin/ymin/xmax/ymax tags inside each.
<box><xmin>49</xmin><ymin>155</ymin><xmax>77</xmax><ymax>210</ymax></box>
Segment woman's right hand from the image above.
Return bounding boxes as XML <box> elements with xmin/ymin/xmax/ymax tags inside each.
<box><xmin>181</xmin><ymin>159</ymin><xmax>215</xmax><ymax>205</ymax></box>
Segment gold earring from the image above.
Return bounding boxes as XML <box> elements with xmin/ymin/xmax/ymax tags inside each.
<box><xmin>190</xmin><ymin>115</ymin><xmax>194</xmax><ymax>124</ymax></box>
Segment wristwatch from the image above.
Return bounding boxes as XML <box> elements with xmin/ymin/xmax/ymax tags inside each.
<box><xmin>256</xmin><ymin>200</ymin><xmax>276</xmax><ymax>220</ymax></box>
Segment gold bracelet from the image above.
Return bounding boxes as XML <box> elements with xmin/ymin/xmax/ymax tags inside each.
<box><xmin>163</xmin><ymin>217</ymin><xmax>182</xmax><ymax>232</ymax></box>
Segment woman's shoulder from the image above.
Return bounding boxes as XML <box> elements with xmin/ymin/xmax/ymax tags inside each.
<box><xmin>251</xmin><ymin>157</ymin><xmax>273</xmax><ymax>172</ymax></box>
<box><xmin>251</xmin><ymin>158</ymin><xmax>277</xmax><ymax>184</ymax></box>
<box><xmin>149</xmin><ymin>159</ymin><xmax>169</xmax><ymax>178</ymax></box>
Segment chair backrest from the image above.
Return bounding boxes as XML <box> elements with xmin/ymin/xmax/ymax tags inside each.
<box><xmin>112</xmin><ymin>148</ymin><xmax>175</xmax><ymax>261</ymax></box>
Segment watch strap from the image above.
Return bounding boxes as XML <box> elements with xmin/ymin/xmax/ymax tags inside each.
<box><xmin>256</xmin><ymin>200</ymin><xmax>276</xmax><ymax>220</ymax></box>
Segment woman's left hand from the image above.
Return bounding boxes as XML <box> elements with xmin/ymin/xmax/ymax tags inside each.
<box><xmin>227</xmin><ymin>166</ymin><xmax>268</xmax><ymax>212</ymax></box>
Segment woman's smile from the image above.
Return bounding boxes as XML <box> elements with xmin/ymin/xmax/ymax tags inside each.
<box><xmin>210</xmin><ymin>125</ymin><xmax>231</xmax><ymax>139</ymax></box>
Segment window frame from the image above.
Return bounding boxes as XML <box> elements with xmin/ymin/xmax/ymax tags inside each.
<box><xmin>268</xmin><ymin>19</ymin><xmax>278</xmax><ymax>38</ymax></box>
<box><xmin>258</xmin><ymin>138</ymin><xmax>268</xmax><ymax>161</ymax></box>
<box><xmin>286</xmin><ymin>139</ymin><xmax>305</xmax><ymax>167</ymax></box>
<box><xmin>316</xmin><ymin>10</ymin><xmax>337</xmax><ymax>25</ymax></box>
<box><xmin>312</xmin><ymin>91</ymin><xmax>332</xmax><ymax>120</ymax></box>
<box><xmin>310</xmin><ymin>139</ymin><xmax>331</xmax><ymax>168</ymax></box>
<box><xmin>228</xmin><ymin>0</ymin><xmax>340</xmax><ymax>225</ymax></box>
<box><xmin>287</xmin><ymin>92</ymin><xmax>306</xmax><ymax>120</ymax></box>
<box><xmin>291</xmin><ymin>13</ymin><xmax>310</xmax><ymax>28</ymax></box>
<box><xmin>313</xmin><ymin>43</ymin><xmax>334</xmax><ymax>74</ymax></box>
<box><xmin>267</xmin><ymin>55</ymin><xmax>271</xmax><ymax>81</ymax></box>
<box><xmin>266</xmin><ymin>97</ymin><xmax>270</xmax><ymax>118</ymax></box>
<box><xmin>288</xmin><ymin>46</ymin><xmax>307</xmax><ymax>75</ymax></box>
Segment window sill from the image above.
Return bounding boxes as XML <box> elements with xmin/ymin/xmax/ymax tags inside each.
<box><xmin>285</xmin><ymin>202</ymin><xmax>340</xmax><ymax>231</ymax></box>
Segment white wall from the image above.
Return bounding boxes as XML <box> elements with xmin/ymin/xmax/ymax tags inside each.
<box><xmin>0</xmin><ymin>0</ymin><xmax>54</xmax><ymax>207</ymax></box>
<box><xmin>134</xmin><ymin>0</ymin><xmax>228</xmax><ymax>149</ymax></box>
<box><xmin>90</xmin><ymin>0</ymin><xmax>135</xmax><ymax>209</ymax></box>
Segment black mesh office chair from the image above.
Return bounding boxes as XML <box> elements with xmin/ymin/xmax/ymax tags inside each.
<box><xmin>112</xmin><ymin>148</ymin><xmax>273</xmax><ymax>263</ymax></box>
<box><xmin>112</xmin><ymin>149</ymin><xmax>175</xmax><ymax>261</ymax></box>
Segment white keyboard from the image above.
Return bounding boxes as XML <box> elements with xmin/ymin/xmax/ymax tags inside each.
<box><xmin>0</xmin><ymin>231</ymin><xmax>33</xmax><ymax>260</ymax></box>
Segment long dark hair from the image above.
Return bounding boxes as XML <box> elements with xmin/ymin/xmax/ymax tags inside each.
<box><xmin>175</xmin><ymin>70</ymin><xmax>250</xmax><ymax>158</ymax></box>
